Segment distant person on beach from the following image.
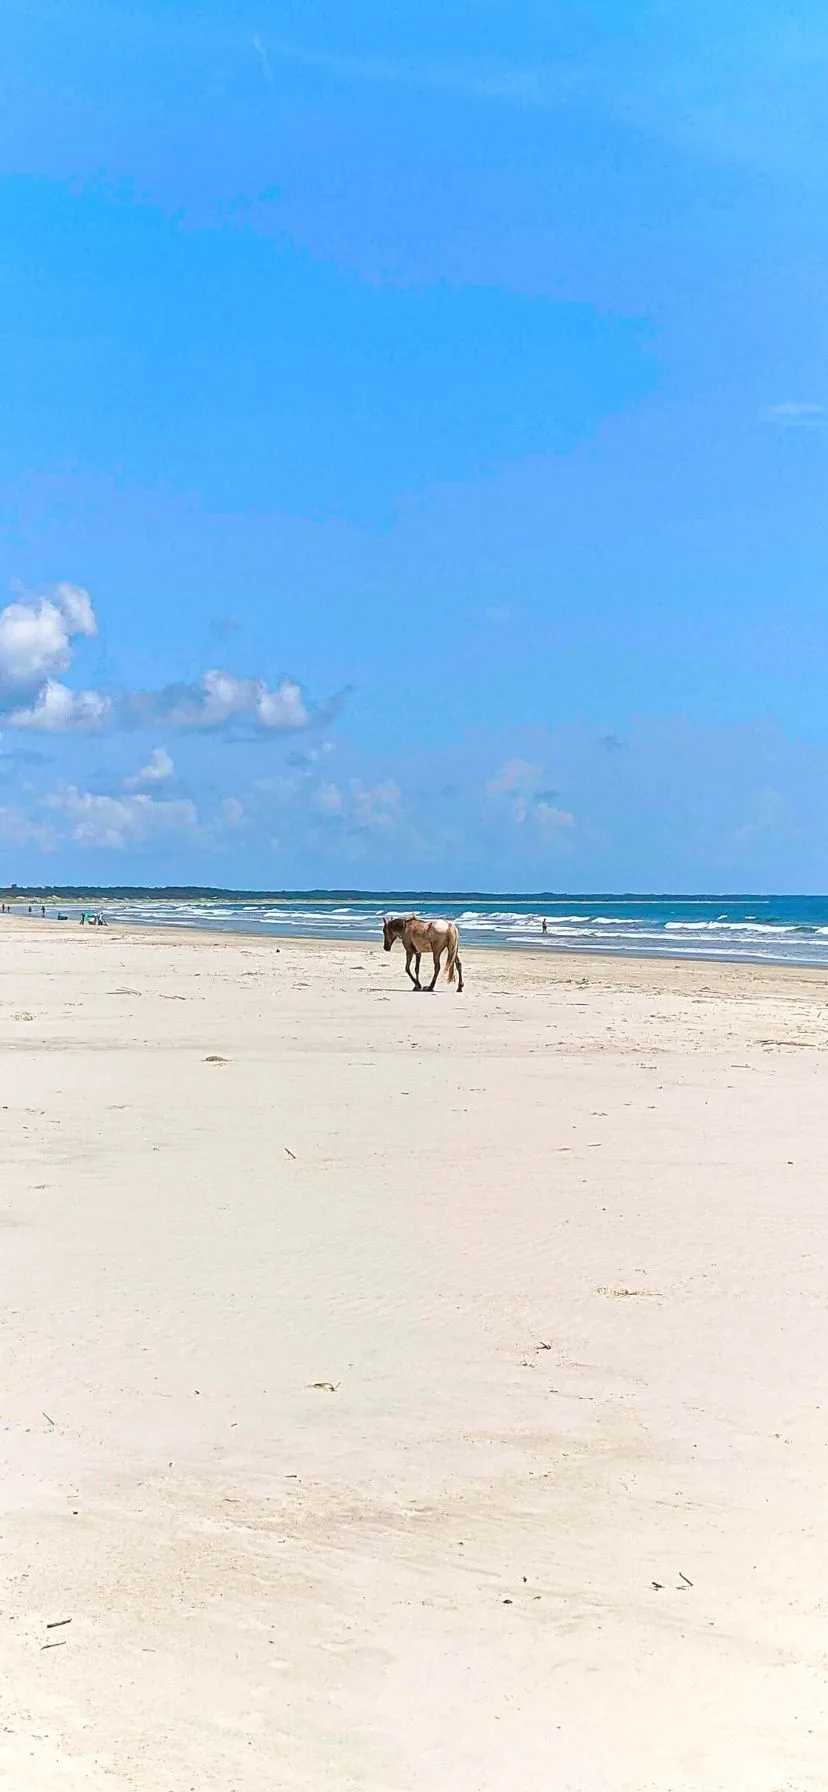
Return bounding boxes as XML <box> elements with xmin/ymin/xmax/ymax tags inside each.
<box><xmin>541</xmin><ymin>917</ymin><xmax>547</xmax><ymax>935</ymax></box>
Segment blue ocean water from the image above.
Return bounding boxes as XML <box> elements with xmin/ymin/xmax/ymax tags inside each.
<box><xmin>54</xmin><ymin>891</ymin><xmax>828</xmax><ymax>968</ymax></box>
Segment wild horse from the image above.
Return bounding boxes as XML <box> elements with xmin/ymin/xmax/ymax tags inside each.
<box><xmin>382</xmin><ymin>914</ymin><xmax>464</xmax><ymax>993</ymax></box>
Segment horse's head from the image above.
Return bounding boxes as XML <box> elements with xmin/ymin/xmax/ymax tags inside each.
<box><xmin>382</xmin><ymin>917</ymin><xmax>395</xmax><ymax>952</ymax></box>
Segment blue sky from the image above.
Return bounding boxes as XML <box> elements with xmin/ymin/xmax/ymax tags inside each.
<box><xmin>1</xmin><ymin>0</ymin><xmax>828</xmax><ymax>890</ymax></box>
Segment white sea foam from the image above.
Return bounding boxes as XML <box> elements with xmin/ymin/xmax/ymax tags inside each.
<box><xmin>75</xmin><ymin>894</ymin><xmax>828</xmax><ymax>968</ymax></box>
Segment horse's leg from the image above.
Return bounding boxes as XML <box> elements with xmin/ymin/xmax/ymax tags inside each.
<box><xmin>455</xmin><ymin>954</ymin><xmax>464</xmax><ymax>993</ymax></box>
<box><xmin>406</xmin><ymin>948</ymin><xmax>422</xmax><ymax>989</ymax></box>
<box><xmin>426</xmin><ymin>948</ymin><xmax>441</xmax><ymax>992</ymax></box>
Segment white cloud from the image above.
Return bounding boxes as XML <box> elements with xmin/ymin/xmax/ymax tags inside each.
<box><xmin>486</xmin><ymin>758</ymin><xmax>540</xmax><ymax>825</ymax></box>
<box><xmin>0</xmin><ymin>804</ymin><xmax>55</xmax><ymax>847</ymax></box>
<box><xmin>485</xmin><ymin>758</ymin><xmax>540</xmax><ymax>798</ymax></box>
<box><xmin>0</xmin><ymin>582</ymin><xmax>108</xmax><ymax>732</ymax></box>
<box><xmin>47</xmin><ymin>785</ymin><xmax>198</xmax><ymax>849</ymax></box>
<box><xmin>351</xmin><ymin>779</ymin><xmax>401</xmax><ymax>830</ymax></box>
<box><xmin>316</xmin><ymin>781</ymin><xmax>344</xmax><ymax>816</ymax></box>
<box><xmin>49</xmin><ymin>583</ymin><xmax>97</xmax><ymax>636</ymax></box>
<box><xmin>9</xmin><ymin>680</ymin><xmax>111</xmax><ymax>732</ymax></box>
<box><xmin>159</xmin><ymin>670</ymin><xmax>309</xmax><ymax>731</ymax></box>
<box><xmin>257</xmin><ymin>680</ymin><xmax>308</xmax><ymax>729</ymax></box>
<box><xmin>263</xmin><ymin>40</ymin><xmax>581</xmax><ymax>106</ymax></box>
<box><xmin>218</xmin><ymin>796</ymin><xmax>245</xmax><ymax>828</ymax></box>
<box><xmin>125</xmin><ymin>747</ymin><xmax>175</xmax><ymax>789</ymax></box>
<box><xmin>536</xmin><ymin>800</ymin><xmax>575</xmax><ymax>833</ymax></box>
<box><xmin>486</xmin><ymin>757</ymin><xmax>574</xmax><ymax>834</ymax></box>
<box><xmin>252</xmin><ymin>32</ymin><xmax>275</xmax><ymax>86</ymax></box>
<box><xmin>763</xmin><ymin>402</ymin><xmax>827</xmax><ymax>428</ymax></box>
<box><xmin>0</xmin><ymin>583</ymin><xmax>97</xmax><ymax>695</ymax></box>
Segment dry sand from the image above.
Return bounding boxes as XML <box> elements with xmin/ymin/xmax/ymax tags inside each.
<box><xmin>1</xmin><ymin>914</ymin><xmax>827</xmax><ymax>1789</ymax></box>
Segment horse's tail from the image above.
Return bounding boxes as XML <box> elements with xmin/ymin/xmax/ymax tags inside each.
<box><xmin>445</xmin><ymin>922</ymin><xmax>460</xmax><ymax>984</ymax></box>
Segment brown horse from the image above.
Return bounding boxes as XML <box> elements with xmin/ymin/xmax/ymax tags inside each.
<box><xmin>382</xmin><ymin>914</ymin><xmax>464</xmax><ymax>993</ymax></box>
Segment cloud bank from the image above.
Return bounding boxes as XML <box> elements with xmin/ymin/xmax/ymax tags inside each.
<box><xmin>126</xmin><ymin>669</ymin><xmax>309</xmax><ymax>732</ymax></box>
<box><xmin>0</xmin><ymin>585</ymin><xmax>318</xmax><ymax>737</ymax></box>
<box><xmin>46</xmin><ymin>785</ymin><xmax>199</xmax><ymax>849</ymax></box>
<box><xmin>10</xmin><ymin>680</ymin><xmax>112</xmax><ymax>732</ymax></box>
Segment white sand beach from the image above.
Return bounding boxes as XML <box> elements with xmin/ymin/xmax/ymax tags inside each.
<box><xmin>1</xmin><ymin>914</ymin><xmax>827</xmax><ymax>1790</ymax></box>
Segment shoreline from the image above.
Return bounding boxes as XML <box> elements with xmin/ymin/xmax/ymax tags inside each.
<box><xmin>4</xmin><ymin>906</ymin><xmax>828</xmax><ymax>985</ymax></box>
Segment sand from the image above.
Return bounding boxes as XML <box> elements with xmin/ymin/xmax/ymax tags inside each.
<box><xmin>0</xmin><ymin>914</ymin><xmax>827</xmax><ymax>1790</ymax></box>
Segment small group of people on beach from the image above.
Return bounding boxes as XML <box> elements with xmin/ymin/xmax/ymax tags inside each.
<box><xmin>3</xmin><ymin>902</ymin><xmax>109</xmax><ymax>925</ymax></box>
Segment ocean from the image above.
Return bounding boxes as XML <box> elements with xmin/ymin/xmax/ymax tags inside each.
<box><xmin>25</xmin><ymin>891</ymin><xmax>828</xmax><ymax>968</ymax></box>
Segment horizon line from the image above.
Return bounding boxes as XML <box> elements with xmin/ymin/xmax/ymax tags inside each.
<box><xmin>0</xmin><ymin>886</ymin><xmax>821</xmax><ymax>902</ymax></box>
